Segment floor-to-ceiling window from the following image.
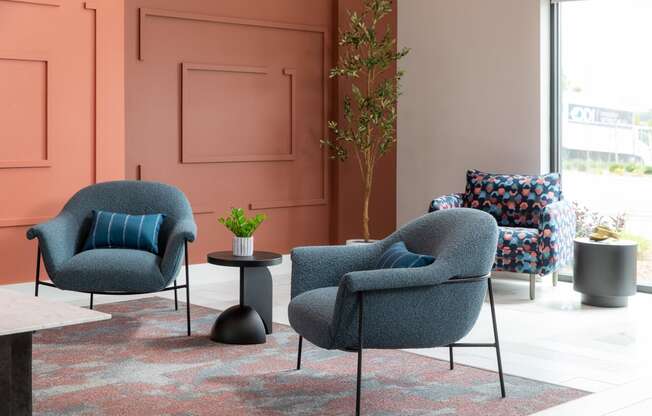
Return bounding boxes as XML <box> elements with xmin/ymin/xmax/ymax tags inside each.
<box><xmin>554</xmin><ymin>0</ymin><xmax>652</xmax><ymax>286</ymax></box>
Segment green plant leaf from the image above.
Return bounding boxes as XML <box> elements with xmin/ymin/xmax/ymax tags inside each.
<box><xmin>218</xmin><ymin>208</ymin><xmax>267</xmax><ymax>237</ymax></box>
<box><xmin>325</xmin><ymin>0</ymin><xmax>407</xmax><ymax>241</ymax></box>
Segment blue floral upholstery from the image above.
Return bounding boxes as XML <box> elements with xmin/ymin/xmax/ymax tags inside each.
<box><xmin>429</xmin><ymin>193</ymin><xmax>465</xmax><ymax>211</ymax></box>
<box><xmin>465</xmin><ymin>169</ymin><xmax>562</xmax><ymax>227</ymax></box>
<box><xmin>495</xmin><ymin>227</ymin><xmax>539</xmax><ymax>274</ymax></box>
<box><xmin>429</xmin><ymin>170</ymin><xmax>575</xmax><ymax>276</ymax></box>
<box><xmin>538</xmin><ymin>200</ymin><xmax>576</xmax><ymax>275</ymax></box>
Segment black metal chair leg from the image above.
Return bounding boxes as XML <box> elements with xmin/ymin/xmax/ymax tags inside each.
<box><xmin>34</xmin><ymin>246</ymin><xmax>41</xmax><ymax>297</ymax></box>
<box><xmin>90</xmin><ymin>293</ymin><xmax>94</xmax><ymax>310</ymax></box>
<box><xmin>449</xmin><ymin>345</ymin><xmax>454</xmax><ymax>370</ymax></box>
<box><xmin>488</xmin><ymin>278</ymin><xmax>506</xmax><ymax>398</ymax></box>
<box><xmin>296</xmin><ymin>336</ymin><xmax>303</xmax><ymax>370</ymax></box>
<box><xmin>356</xmin><ymin>292</ymin><xmax>363</xmax><ymax>416</ymax></box>
<box><xmin>173</xmin><ymin>280</ymin><xmax>179</xmax><ymax>311</ymax></box>
<box><xmin>185</xmin><ymin>240</ymin><xmax>191</xmax><ymax>336</ymax></box>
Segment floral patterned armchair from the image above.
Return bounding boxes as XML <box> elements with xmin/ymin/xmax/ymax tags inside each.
<box><xmin>429</xmin><ymin>169</ymin><xmax>576</xmax><ymax>299</ymax></box>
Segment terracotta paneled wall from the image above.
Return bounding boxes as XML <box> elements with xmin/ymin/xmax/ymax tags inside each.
<box><xmin>0</xmin><ymin>0</ymin><xmax>125</xmax><ymax>284</ymax></box>
<box><xmin>0</xmin><ymin>0</ymin><xmax>397</xmax><ymax>284</ymax></box>
<box><xmin>125</xmin><ymin>0</ymin><xmax>397</xmax><ymax>258</ymax></box>
<box><xmin>124</xmin><ymin>0</ymin><xmax>335</xmax><ymax>261</ymax></box>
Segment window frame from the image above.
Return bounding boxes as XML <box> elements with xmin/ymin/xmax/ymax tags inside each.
<box><xmin>550</xmin><ymin>0</ymin><xmax>652</xmax><ymax>293</ymax></box>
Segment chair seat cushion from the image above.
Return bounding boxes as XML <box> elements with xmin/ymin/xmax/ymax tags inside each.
<box><xmin>494</xmin><ymin>226</ymin><xmax>539</xmax><ymax>274</ymax></box>
<box><xmin>53</xmin><ymin>249</ymin><xmax>167</xmax><ymax>293</ymax></box>
<box><xmin>288</xmin><ymin>287</ymin><xmax>339</xmax><ymax>349</ymax></box>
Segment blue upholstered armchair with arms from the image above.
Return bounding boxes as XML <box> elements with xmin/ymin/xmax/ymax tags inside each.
<box><xmin>429</xmin><ymin>170</ymin><xmax>576</xmax><ymax>300</ymax></box>
<box><xmin>288</xmin><ymin>209</ymin><xmax>502</xmax><ymax>415</ymax></box>
<box><xmin>26</xmin><ymin>180</ymin><xmax>197</xmax><ymax>335</ymax></box>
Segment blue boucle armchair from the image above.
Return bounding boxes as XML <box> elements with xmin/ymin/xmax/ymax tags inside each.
<box><xmin>26</xmin><ymin>181</ymin><xmax>197</xmax><ymax>335</ymax></box>
<box><xmin>288</xmin><ymin>209</ymin><xmax>503</xmax><ymax>415</ymax></box>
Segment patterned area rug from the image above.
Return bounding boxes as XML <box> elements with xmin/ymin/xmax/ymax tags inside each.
<box><xmin>33</xmin><ymin>297</ymin><xmax>587</xmax><ymax>415</ymax></box>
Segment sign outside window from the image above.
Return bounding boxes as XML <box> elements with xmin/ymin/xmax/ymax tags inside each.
<box><xmin>568</xmin><ymin>104</ymin><xmax>634</xmax><ymax>128</ymax></box>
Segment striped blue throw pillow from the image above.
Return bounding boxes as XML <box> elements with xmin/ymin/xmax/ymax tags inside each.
<box><xmin>375</xmin><ymin>241</ymin><xmax>435</xmax><ymax>269</ymax></box>
<box><xmin>83</xmin><ymin>210</ymin><xmax>165</xmax><ymax>254</ymax></box>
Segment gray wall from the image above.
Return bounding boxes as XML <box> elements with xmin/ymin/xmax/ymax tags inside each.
<box><xmin>397</xmin><ymin>0</ymin><xmax>550</xmax><ymax>225</ymax></box>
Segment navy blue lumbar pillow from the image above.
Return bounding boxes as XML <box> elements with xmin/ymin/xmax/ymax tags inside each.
<box><xmin>376</xmin><ymin>241</ymin><xmax>435</xmax><ymax>269</ymax></box>
<box><xmin>83</xmin><ymin>210</ymin><xmax>165</xmax><ymax>255</ymax></box>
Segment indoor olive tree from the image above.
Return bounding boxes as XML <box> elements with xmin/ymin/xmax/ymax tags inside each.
<box><xmin>322</xmin><ymin>0</ymin><xmax>409</xmax><ymax>241</ymax></box>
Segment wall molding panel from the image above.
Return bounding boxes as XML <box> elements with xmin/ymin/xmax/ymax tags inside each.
<box><xmin>0</xmin><ymin>0</ymin><xmax>60</xmax><ymax>7</ymax></box>
<box><xmin>191</xmin><ymin>207</ymin><xmax>216</xmax><ymax>216</ymax></box>
<box><xmin>135</xmin><ymin>5</ymin><xmax>330</xmax><ymax>217</ymax></box>
<box><xmin>138</xmin><ymin>7</ymin><xmax>327</xmax><ymax>62</ymax></box>
<box><xmin>0</xmin><ymin>54</ymin><xmax>51</xmax><ymax>169</ymax></box>
<box><xmin>0</xmin><ymin>216</ymin><xmax>51</xmax><ymax>228</ymax></box>
<box><xmin>138</xmin><ymin>7</ymin><xmax>330</xmax><ymax>211</ymax></box>
<box><xmin>180</xmin><ymin>63</ymin><xmax>296</xmax><ymax>164</ymax></box>
<box><xmin>80</xmin><ymin>0</ymin><xmax>126</xmax><ymax>184</ymax></box>
<box><xmin>85</xmin><ymin>1</ymin><xmax>99</xmax><ymax>183</ymax></box>
<box><xmin>283</xmin><ymin>67</ymin><xmax>297</xmax><ymax>161</ymax></box>
<box><xmin>1</xmin><ymin>0</ymin><xmax>124</xmax><ymax>283</ymax></box>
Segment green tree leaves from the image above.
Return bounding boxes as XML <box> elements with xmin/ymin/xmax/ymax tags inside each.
<box><xmin>218</xmin><ymin>208</ymin><xmax>266</xmax><ymax>238</ymax></box>
<box><xmin>322</xmin><ymin>0</ymin><xmax>409</xmax><ymax>167</ymax></box>
<box><xmin>321</xmin><ymin>0</ymin><xmax>409</xmax><ymax>240</ymax></box>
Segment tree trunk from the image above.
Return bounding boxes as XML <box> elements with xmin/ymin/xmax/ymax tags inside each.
<box><xmin>362</xmin><ymin>171</ymin><xmax>372</xmax><ymax>242</ymax></box>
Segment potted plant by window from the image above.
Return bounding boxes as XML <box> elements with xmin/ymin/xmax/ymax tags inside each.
<box><xmin>219</xmin><ymin>208</ymin><xmax>266</xmax><ymax>256</ymax></box>
<box><xmin>322</xmin><ymin>0</ymin><xmax>409</xmax><ymax>242</ymax></box>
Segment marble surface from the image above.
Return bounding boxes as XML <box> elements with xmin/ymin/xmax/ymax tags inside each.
<box><xmin>0</xmin><ymin>288</ymin><xmax>110</xmax><ymax>337</ymax></box>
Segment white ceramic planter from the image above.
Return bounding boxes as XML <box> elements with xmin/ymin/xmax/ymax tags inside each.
<box><xmin>233</xmin><ymin>236</ymin><xmax>254</xmax><ymax>256</ymax></box>
<box><xmin>345</xmin><ymin>239</ymin><xmax>379</xmax><ymax>245</ymax></box>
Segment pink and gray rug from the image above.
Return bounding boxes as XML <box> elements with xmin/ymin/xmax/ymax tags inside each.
<box><xmin>33</xmin><ymin>297</ymin><xmax>587</xmax><ymax>415</ymax></box>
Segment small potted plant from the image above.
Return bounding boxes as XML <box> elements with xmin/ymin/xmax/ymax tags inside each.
<box><xmin>218</xmin><ymin>208</ymin><xmax>267</xmax><ymax>257</ymax></box>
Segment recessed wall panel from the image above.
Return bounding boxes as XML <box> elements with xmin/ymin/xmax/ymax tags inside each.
<box><xmin>0</xmin><ymin>57</ymin><xmax>48</xmax><ymax>167</ymax></box>
<box><xmin>181</xmin><ymin>64</ymin><xmax>293</xmax><ymax>163</ymax></box>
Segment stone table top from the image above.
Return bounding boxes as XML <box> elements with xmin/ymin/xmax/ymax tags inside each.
<box><xmin>0</xmin><ymin>288</ymin><xmax>111</xmax><ymax>337</ymax></box>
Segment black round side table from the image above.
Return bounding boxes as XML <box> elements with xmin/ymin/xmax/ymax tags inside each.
<box><xmin>207</xmin><ymin>251</ymin><xmax>282</xmax><ymax>344</ymax></box>
<box><xmin>573</xmin><ymin>238</ymin><xmax>637</xmax><ymax>307</ymax></box>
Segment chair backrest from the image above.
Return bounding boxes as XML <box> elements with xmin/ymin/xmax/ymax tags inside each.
<box><xmin>464</xmin><ymin>169</ymin><xmax>562</xmax><ymax>227</ymax></box>
<box><xmin>331</xmin><ymin>209</ymin><xmax>499</xmax><ymax>350</ymax></box>
<box><xmin>62</xmin><ymin>181</ymin><xmax>193</xmax><ymax>252</ymax></box>
<box><xmin>384</xmin><ymin>208</ymin><xmax>498</xmax><ymax>279</ymax></box>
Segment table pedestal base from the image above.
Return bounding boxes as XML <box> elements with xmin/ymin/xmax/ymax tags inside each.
<box><xmin>243</xmin><ymin>267</ymin><xmax>273</xmax><ymax>335</ymax></box>
<box><xmin>0</xmin><ymin>332</ymin><xmax>32</xmax><ymax>416</ymax></box>
<box><xmin>210</xmin><ymin>305</ymin><xmax>266</xmax><ymax>345</ymax></box>
<box><xmin>582</xmin><ymin>294</ymin><xmax>628</xmax><ymax>308</ymax></box>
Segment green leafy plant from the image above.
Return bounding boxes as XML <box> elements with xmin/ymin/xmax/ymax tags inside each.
<box><xmin>218</xmin><ymin>208</ymin><xmax>266</xmax><ymax>238</ymax></box>
<box><xmin>620</xmin><ymin>231</ymin><xmax>651</xmax><ymax>255</ymax></box>
<box><xmin>625</xmin><ymin>163</ymin><xmax>639</xmax><ymax>173</ymax></box>
<box><xmin>321</xmin><ymin>0</ymin><xmax>409</xmax><ymax>241</ymax></box>
<box><xmin>609</xmin><ymin>163</ymin><xmax>624</xmax><ymax>174</ymax></box>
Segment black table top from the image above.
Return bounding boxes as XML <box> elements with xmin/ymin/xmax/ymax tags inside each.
<box><xmin>207</xmin><ymin>251</ymin><xmax>283</xmax><ymax>268</ymax></box>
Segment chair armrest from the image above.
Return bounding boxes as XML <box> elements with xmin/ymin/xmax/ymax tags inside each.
<box><xmin>160</xmin><ymin>218</ymin><xmax>197</xmax><ymax>280</ymax></box>
<box><xmin>291</xmin><ymin>243</ymin><xmax>383</xmax><ymax>298</ymax></box>
<box><xmin>428</xmin><ymin>193</ymin><xmax>465</xmax><ymax>213</ymax></box>
<box><xmin>538</xmin><ymin>200</ymin><xmax>576</xmax><ymax>274</ymax></box>
<box><xmin>26</xmin><ymin>212</ymin><xmax>83</xmax><ymax>276</ymax></box>
<box><xmin>340</xmin><ymin>260</ymin><xmax>455</xmax><ymax>293</ymax></box>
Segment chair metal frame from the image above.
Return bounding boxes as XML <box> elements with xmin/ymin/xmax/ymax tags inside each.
<box><xmin>34</xmin><ymin>240</ymin><xmax>193</xmax><ymax>336</ymax></box>
<box><xmin>295</xmin><ymin>275</ymin><xmax>505</xmax><ymax>416</ymax></box>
